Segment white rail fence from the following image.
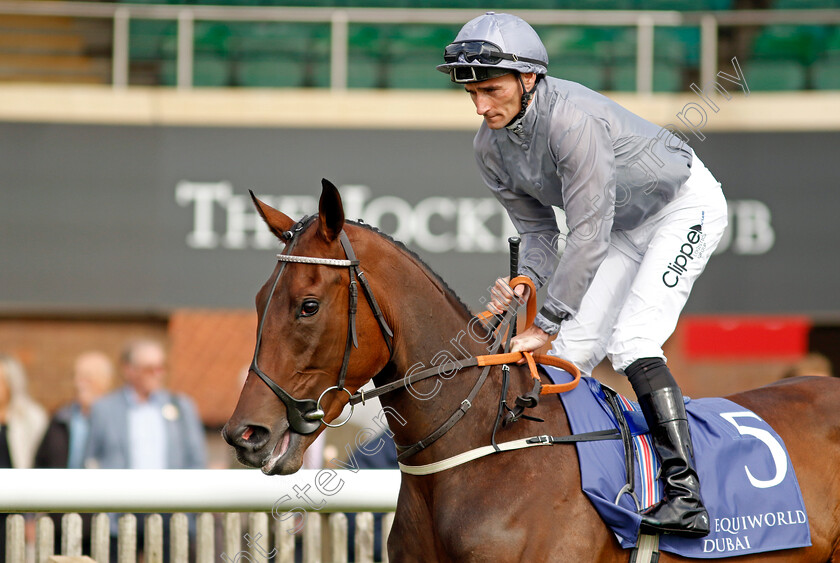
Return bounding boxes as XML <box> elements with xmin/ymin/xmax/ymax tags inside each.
<box><xmin>0</xmin><ymin>469</ymin><xmax>401</xmax><ymax>563</ymax></box>
<box><xmin>0</xmin><ymin>1</ymin><xmax>839</xmax><ymax>93</ymax></box>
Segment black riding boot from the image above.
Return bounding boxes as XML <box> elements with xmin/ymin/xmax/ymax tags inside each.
<box><xmin>626</xmin><ymin>358</ymin><xmax>710</xmax><ymax>538</ymax></box>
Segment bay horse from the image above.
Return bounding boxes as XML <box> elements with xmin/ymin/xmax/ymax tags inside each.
<box><xmin>223</xmin><ymin>180</ymin><xmax>840</xmax><ymax>562</ymax></box>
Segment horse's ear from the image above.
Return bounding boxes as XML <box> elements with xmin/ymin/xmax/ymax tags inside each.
<box><xmin>250</xmin><ymin>190</ymin><xmax>295</xmax><ymax>243</ymax></box>
<box><xmin>318</xmin><ymin>178</ymin><xmax>345</xmax><ymax>242</ymax></box>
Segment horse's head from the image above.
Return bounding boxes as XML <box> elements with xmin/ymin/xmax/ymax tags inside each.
<box><xmin>223</xmin><ymin>180</ymin><xmax>393</xmax><ymax>475</ymax></box>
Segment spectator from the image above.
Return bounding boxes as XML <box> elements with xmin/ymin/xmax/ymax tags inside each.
<box><xmin>34</xmin><ymin>350</ymin><xmax>114</xmax><ymax>553</ymax></box>
<box><xmin>0</xmin><ymin>354</ymin><xmax>48</xmax><ymax>556</ymax></box>
<box><xmin>85</xmin><ymin>338</ymin><xmax>206</xmax><ymax>561</ymax></box>
<box><xmin>36</xmin><ymin>350</ymin><xmax>114</xmax><ymax>469</ymax></box>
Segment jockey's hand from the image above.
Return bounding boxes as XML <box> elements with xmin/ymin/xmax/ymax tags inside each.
<box><xmin>510</xmin><ymin>325</ymin><xmax>551</xmax><ymax>364</ymax></box>
<box><xmin>487</xmin><ymin>276</ymin><xmax>531</xmax><ymax>315</ymax></box>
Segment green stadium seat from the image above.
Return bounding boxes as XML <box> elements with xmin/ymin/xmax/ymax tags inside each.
<box><xmin>129</xmin><ymin>20</ymin><xmax>176</xmax><ymax>61</ymax></box>
<box><xmin>348</xmin><ymin>54</ymin><xmax>385</xmax><ymax>89</ymax></box>
<box><xmin>387</xmin><ymin>24</ymin><xmax>460</xmax><ymax>58</ymax></box>
<box><xmin>349</xmin><ymin>24</ymin><xmax>390</xmax><ymax>56</ymax></box>
<box><xmin>345</xmin><ymin>25</ymin><xmax>390</xmax><ymax>88</ymax></box>
<box><xmin>228</xmin><ymin>22</ymin><xmax>327</xmax><ymax>59</ymax></box>
<box><xmin>555</xmin><ymin>61</ymin><xmax>607</xmax><ymax>91</ymax></box>
<box><xmin>384</xmin><ymin>24</ymin><xmax>461</xmax><ymax>89</ymax></box>
<box><xmin>539</xmin><ymin>27</ymin><xmax>584</xmax><ymax>57</ymax></box>
<box><xmin>743</xmin><ymin>60</ymin><xmax>807</xmax><ymax>91</ymax></box>
<box><xmin>812</xmin><ymin>57</ymin><xmax>840</xmax><ymax>90</ymax></box>
<box><xmin>751</xmin><ymin>25</ymin><xmax>829</xmax><ymax>65</ymax></box>
<box><xmin>387</xmin><ymin>56</ymin><xmax>456</xmax><ymax>89</ymax></box>
<box><xmin>822</xmin><ymin>27</ymin><xmax>840</xmax><ymax>58</ymax></box>
<box><xmin>159</xmin><ymin>22</ymin><xmax>231</xmax><ymax>59</ymax></box>
<box><xmin>773</xmin><ymin>0</ymin><xmax>839</xmax><ymax>8</ymax></box>
<box><xmin>195</xmin><ymin>23</ymin><xmax>232</xmax><ymax>56</ymax></box>
<box><xmin>235</xmin><ymin>59</ymin><xmax>305</xmax><ymax>87</ymax></box>
<box><xmin>655</xmin><ymin>64</ymin><xmax>684</xmax><ymax>92</ymax></box>
<box><xmin>130</xmin><ymin>35</ymin><xmax>164</xmax><ymax>61</ymax></box>
<box><xmin>539</xmin><ymin>27</ymin><xmax>612</xmax><ymax>65</ymax></box>
<box><xmin>160</xmin><ymin>56</ymin><xmax>231</xmax><ymax>87</ymax></box>
<box><xmin>308</xmin><ymin>55</ymin><xmax>334</xmax><ymax>88</ymax></box>
<box><xmin>655</xmin><ymin>27</ymin><xmax>700</xmax><ymax>66</ymax></box>
<box><xmin>703</xmin><ymin>0</ymin><xmax>734</xmax><ymax>9</ymax></box>
<box><xmin>604</xmin><ymin>26</ymin><xmax>699</xmax><ymax>66</ymax></box>
<box><xmin>611</xmin><ymin>61</ymin><xmax>683</xmax><ymax>92</ymax></box>
<box><xmin>634</xmin><ymin>0</ymin><xmax>701</xmax><ymax>10</ymax></box>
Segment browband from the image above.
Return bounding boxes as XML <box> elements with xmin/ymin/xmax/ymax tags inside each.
<box><xmin>275</xmin><ymin>254</ymin><xmax>359</xmax><ymax>267</ymax></box>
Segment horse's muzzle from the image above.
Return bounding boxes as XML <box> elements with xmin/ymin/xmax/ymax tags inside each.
<box><xmin>222</xmin><ymin>421</ymin><xmax>272</xmax><ymax>463</ymax></box>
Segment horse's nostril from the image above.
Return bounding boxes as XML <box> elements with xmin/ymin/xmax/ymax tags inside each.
<box><xmin>240</xmin><ymin>424</ymin><xmax>270</xmax><ymax>449</ymax></box>
<box><xmin>224</xmin><ymin>423</ymin><xmax>271</xmax><ymax>451</ymax></box>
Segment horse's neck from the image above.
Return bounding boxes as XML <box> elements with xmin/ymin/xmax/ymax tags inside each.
<box><xmin>375</xmin><ymin>272</ymin><xmax>538</xmax><ymax>465</ymax></box>
<box><xmin>358</xmin><ymin>235</ymin><xmax>555</xmax><ymax>465</ymax></box>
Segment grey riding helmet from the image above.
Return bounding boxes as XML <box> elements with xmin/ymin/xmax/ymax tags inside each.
<box><xmin>436</xmin><ymin>12</ymin><xmax>548</xmax><ymax>84</ymax></box>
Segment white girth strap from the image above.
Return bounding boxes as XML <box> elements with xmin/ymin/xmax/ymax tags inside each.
<box><xmin>631</xmin><ymin>533</ymin><xmax>660</xmax><ymax>563</ymax></box>
<box><xmin>398</xmin><ymin>435</ymin><xmax>555</xmax><ymax>476</ymax></box>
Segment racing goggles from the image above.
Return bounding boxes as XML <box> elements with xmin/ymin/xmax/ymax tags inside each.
<box><xmin>443</xmin><ymin>40</ymin><xmax>545</xmax><ymax>67</ymax></box>
<box><xmin>450</xmin><ymin>65</ymin><xmax>514</xmax><ymax>83</ymax></box>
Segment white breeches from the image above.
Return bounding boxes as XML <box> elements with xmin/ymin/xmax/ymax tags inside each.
<box><xmin>549</xmin><ymin>154</ymin><xmax>728</xmax><ymax>376</ymax></box>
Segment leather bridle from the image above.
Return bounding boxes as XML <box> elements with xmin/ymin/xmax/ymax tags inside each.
<box><xmin>249</xmin><ymin>217</ymin><xmax>393</xmax><ymax>435</ymax></box>
<box><xmin>250</xmin><ymin>216</ymin><xmax>584</xmax><ymax>467</ymax></box>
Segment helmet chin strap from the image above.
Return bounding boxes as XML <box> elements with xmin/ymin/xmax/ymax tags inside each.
<box><xmin>506</xmin><ymin>73</ymin><xmax>537</xmax><ymax>128</ymax></box>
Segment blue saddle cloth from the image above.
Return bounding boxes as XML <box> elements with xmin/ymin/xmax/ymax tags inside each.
<box><xmin>544</xmin><ymin>366</ymin><xmax>811</xmax><ymax>559</ymax></box>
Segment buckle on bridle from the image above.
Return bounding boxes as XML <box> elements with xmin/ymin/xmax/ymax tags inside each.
<box><xmin>526</xmin><ymin>435</ymin><xmax>551</xmax><ymax>445</ymax></box>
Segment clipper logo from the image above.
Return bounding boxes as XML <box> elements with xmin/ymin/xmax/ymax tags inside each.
<box><xmin>662</xmin><ymin>222</ymin><xmax>706</xmax><ymax>288</ymax></box>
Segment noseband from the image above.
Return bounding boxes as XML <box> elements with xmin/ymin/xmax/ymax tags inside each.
<box><xmin>250</xmin><ymin>217</ymin><xmax>394</xmax><ymax>435</ymax></box>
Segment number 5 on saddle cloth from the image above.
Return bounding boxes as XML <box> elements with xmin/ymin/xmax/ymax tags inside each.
<box><xmin>543</xmin><ymin>366</ymin><xmax>810</xmax><ymax>559</ymax></box>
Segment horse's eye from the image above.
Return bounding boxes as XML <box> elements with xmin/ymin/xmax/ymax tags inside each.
<box><xmin>300</xmin><ymin>299</ymin><xmax>320</xmax><ymax>318</ymax></box>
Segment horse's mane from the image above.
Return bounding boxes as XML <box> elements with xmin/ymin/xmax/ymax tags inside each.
<box><xmin>283</xmin><ymin>214</ymin><xmax>475</xmax><ymax>319</ymax></box>
<box><xmin>347</xmin><ymin>219</ymin><xmax>475</xmax><ymax>319</ymax></box>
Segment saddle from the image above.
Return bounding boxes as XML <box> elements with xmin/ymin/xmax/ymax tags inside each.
<box><xmin>545</xmin><ymin>366</ymin><xmax>811</xmax><ymax>559</ymax></box>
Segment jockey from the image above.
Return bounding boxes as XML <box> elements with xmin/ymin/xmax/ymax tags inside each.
<box><xmin>438</xmin><ymin>12</ymin><xmax>728</xmax><ymax>538</ymax></box>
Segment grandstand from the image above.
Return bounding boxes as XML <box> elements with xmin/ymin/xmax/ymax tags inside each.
<box><xmin>0</xmin><ymin>1</ymin><xmax>838</xmax><ymax>91</ymax></box>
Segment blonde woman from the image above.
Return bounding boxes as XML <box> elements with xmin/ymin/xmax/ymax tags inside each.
<box><xmin>0</xmin><ymin>354</ymin><xmax>48</xmax><ymax>469</ymax></box>
<box><xmin>0</xmin><ymin>353</ymin><xmax>48</xmax><ymax>556</ymax></box>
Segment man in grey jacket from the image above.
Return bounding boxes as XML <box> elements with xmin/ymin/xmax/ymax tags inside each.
<box><xmin>438</xmin><ymin>12</ymin><xmax>728</xmax><ymax>538</ymax></box>
<box><xmin>85</xmin><ymin>338</ymin><xmax>206</xmax><ymax>560</ymax></box>
<box><xmin>85</xmin><ymin>339</ymin><xmax>205</xmax><ymax>471</ymax></box>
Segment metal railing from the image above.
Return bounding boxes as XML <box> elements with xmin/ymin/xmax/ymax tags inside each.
<box><xmin>0</xmin><ymin>1</ymin><xmax>838</xmax><ymax>92</ymax></box>
<box><xmin>0</xmin><ymin>469</ymin><xmax>400</xmax><ymax>563</ymax></box>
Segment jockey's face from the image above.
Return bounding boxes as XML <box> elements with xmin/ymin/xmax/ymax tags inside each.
<box><xmin>465</xmin><ymin>72</ymin><xmax>536</xmax><ymax>130</ymax></box>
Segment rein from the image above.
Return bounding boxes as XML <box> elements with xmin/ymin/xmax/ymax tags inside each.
<box><xmin>251</xmin><ymin>221</ymin><xmax>617</xmax><ymax>477</ymax></box>
<box><xmin>349</xmin><ymin>276</ymin><xmax>580</xmax><ymax>409</ymax></box>
<box><xmin>346</xmin><ymin>275</ymin><xmax>585</xmax><ymax>465</ymax></box>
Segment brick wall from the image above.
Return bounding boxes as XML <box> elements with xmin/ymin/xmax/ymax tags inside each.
<box><xmin>0</xmin><ymin>314</ymin><xmax>167</xmax><ymax>414</ymax></box>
